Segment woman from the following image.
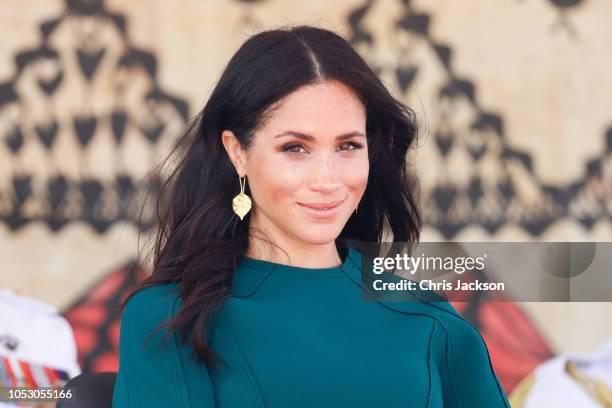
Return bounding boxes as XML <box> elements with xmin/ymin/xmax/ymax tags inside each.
<box><xmin>113</xmin><ymin>25</ymin><xmax>510</xmax><ymax>407</ymax></box>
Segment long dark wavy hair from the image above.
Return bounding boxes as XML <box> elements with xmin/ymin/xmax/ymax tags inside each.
<box><xmin>122</xmin><ymin>24</ymin><xmax>422</xmax><ymax>370</ymax></box>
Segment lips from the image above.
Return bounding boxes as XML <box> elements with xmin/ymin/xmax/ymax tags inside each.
<box><xmin>297</xmin><ymin>198</ymin><xmax>346</xmax><ymax>220</ymax></box>
<box><xmin>297</xmin><ymin>199</ymin><xmax>345</xmax><ymax>210</ymax></box>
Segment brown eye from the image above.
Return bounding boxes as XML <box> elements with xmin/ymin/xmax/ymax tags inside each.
<box><xmin>338</xmin><ymin>142</ymin><xmax>364</xmax><ymax>151</ymax></box>
<box><xmin>282</xmin><ymin>143</ymin><xmax>306</xmax><ymax>154</ymax></box>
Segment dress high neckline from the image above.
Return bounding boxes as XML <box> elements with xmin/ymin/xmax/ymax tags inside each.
<box><xmin>238</xmin><ymin>244</ymin><xmax>356</xmax><ymax>277</ymax></box>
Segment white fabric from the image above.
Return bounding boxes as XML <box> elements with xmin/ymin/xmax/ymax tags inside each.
<box><xmin>0</xmin><ymin>288</ymin><xmax>81</xmax><ymax>406</ymax></box>
<box><xmin>524</xmin><ymin>339</ymin><xmax>612</xmax><ymax>407</ymax></box>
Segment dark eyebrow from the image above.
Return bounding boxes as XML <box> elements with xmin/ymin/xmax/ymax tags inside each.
<box><xmin>273</xmin><ymin>131</ymin><xmax>366</xmax><ymax>141</ymax></box>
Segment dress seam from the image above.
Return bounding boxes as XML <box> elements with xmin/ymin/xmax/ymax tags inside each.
<box><xmin>124</xmin><ymin>308</ymin><xmax>139</xmax><ymax>407</ymax></box>
<box><xmin>466</xmin><ymin>325</ymin><xmax>511</xmax><ymax>407</ymax></box>
<box><xmin>441</xmin><ymin>322</ymin><xmax>458</xmax><ymax>407</ymax></box>
<box><xmin>167</xmin><ymin>295</ymin><xmax>192</xmax><ymax>408</ymax></box>
<box><xmin>438</xmin><ymin>318</ymin><xmax>510</xmax><ymax>407</ymax></box>
<box><xmin>220</xmin><ymin>310</ymin><xmax>266</xmax><ymax>407</ymax></box>
<box><xmin>426</xmin><ymin>319</ymin><xmax>436</xmax><ymax>408</ymax></box>
<box><xmin>270</xmin><ymin>267</ymin><xmax>345</xmax><ymax>278</ymax></box>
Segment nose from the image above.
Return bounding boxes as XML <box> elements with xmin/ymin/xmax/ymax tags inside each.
<box><xmin>307</xmin><ymin>153</ymin><xmax>342</xmax><ymax>192</ymax></box>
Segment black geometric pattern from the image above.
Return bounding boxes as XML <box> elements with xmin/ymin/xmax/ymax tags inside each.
<box><xmin>1</xmin><ymin>0</ymin><xmax>609</xmax><ymax>240</ymax></box>
<box><xmin>0</xmin><ymin>0</ymin><xmax>189</xmax><ymax>233</ymax></box>
<box><xmin>346</xmin><ymin>0</ymin><xmax>610</xmax><ymax>238</ymax></box>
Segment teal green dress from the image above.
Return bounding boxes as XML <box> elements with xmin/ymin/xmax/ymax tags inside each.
<box><xmin>112</xmin><ymin>245</ymin><xmax>510</xmax><ymax>407</ymax></box>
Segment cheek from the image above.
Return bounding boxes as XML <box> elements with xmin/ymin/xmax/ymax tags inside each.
<box><xmin>249</xmin><ymin>156</ymin><xmax>306</xmax><ymax>205</ymax></box>
<box><xmin>340</xmin><ymin>156</ymin><xmax>369</xmax><ymax>194</ymax></box>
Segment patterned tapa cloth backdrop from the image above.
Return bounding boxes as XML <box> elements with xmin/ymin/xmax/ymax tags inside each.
<box><xmin>1</xmin><ymin>0</ymin><xmax>610</xmax><ymax>395</ymax></box>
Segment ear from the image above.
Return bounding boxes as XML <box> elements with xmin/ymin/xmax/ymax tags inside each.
<box><xmin>221</xmin><ymin>129</ymin><xmax>247</xmax><ymax>176</ymax></box>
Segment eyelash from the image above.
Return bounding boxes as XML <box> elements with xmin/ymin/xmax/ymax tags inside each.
<box><xmin>281</xmin><ymin>142</ymin><xmax>364</xmax><ymax>154</ymax></box>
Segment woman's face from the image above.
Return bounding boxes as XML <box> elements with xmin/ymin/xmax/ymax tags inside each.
<box><xmin>224</xmin><ymin>80</ymin><xmax>369</xmax><ymax>249</ymax></box>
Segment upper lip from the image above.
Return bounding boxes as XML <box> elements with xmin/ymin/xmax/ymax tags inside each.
<box><xmin>298</xmin><ymin>199</ymin><xmax>345</xmax><ymax>209</ymax></box>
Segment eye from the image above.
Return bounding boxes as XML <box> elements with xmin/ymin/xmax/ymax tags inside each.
<box><xmin>338</xmin><ymin>141</ymin><xmax>364</xmax><ymax>151</ymax></box>
<box><xmin>282</xmin><ymin>143</ymin><xmax>307</xmax><ymax>154</ymax></box>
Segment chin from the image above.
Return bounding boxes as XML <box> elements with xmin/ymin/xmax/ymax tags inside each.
<box><xmin>296</xmin><ymin>224</ymin><xmax>345</xmax><ymax>245</ymax></box>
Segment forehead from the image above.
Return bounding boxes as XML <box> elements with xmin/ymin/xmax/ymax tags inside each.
<box><xmin>260</xmin><ymin>80</ymin><xmax>366</xmax><ymax>135</ymax></box>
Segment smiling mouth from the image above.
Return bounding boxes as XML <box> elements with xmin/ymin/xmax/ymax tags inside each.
<box><xmin>297</xmin><ymin>199</ymin><xmax>345</xmax><ymax>210</ymax></box>
<box><xmin>296</xmin><ymin>198</ymin><xmax>346</xmax><ymax>220</ymax></box>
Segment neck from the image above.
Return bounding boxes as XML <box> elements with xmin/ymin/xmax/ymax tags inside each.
<box><xmin>246</xmin><ymin>223</ymin><xmax>342</xmax><ymax>269</ymax></box>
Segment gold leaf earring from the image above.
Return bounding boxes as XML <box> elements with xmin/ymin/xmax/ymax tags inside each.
<box><xmin>232</xmin><ymin>175</ymin><xmax>252</xmax><ymax>220</ymax></box>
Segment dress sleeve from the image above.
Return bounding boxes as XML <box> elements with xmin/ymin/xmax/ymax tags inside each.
<box><xmin>112</xmin><ymin>286</ymin><xmax>214</xmax><ymax>407</ymax></box>
<box><xmin>436</xmin><ymin>316</ymin><xmax>511</xmax><ymax>408</ymax></box>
